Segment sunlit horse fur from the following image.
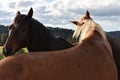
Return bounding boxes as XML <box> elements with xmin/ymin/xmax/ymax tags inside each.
<box><xmin>0</xmin><ymin>11</ymin><xmax>117</xmax><ymax>80</ymax></box>
<box><xmin>3</xmin><ymin>8</ymin><xmax>73</xmax><ymax>57</ymax></box>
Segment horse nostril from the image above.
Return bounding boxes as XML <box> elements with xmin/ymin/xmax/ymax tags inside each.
<box><xmin>2</xmin><ymin>48</ymin><xmax>12</xmax><ymax>57</ymax></box>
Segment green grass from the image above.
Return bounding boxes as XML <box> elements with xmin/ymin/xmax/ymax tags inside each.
<box><xmin>0</xmin><ymin>46</ymin><xmax>28</xmax><ymax>60</ymax></box>
<box><xmin>0</xmin><ymin>46</ymin><xmax>4</xmax><ymax>60</ymax></box>
<box><xmin>0</xmin><ymin>46</ymin><xmax>3</xmax><ymax>54</ymax></box>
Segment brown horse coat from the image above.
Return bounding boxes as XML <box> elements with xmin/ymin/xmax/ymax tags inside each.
<box><xmin>0</xmin><ymin>11</ymin><xmax>117</xmax><ymax>80</ymax></box>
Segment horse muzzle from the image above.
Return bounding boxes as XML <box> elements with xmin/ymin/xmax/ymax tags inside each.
<box><xmin>2</xmin><ymin>48</ymin><xmax>13</xmax><ymax>57</ymax></box>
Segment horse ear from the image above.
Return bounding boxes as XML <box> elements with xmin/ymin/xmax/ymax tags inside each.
<box><xmin>85</xmin><ymin>10</ymin><xmax>91</xmax><ymax>19</ymax></box>
<box><xmin>16</xmin><ymin>11</ymin><xmax>20</xmax><ymax>16</ymax></box>
<box><xmin>27</xmin><ymin>7</ymin><xmax>33</xmax><ymax>18</ymax></box>
<box><xmin>70</xmin><ymin>21</ymin><xmax>80</xmax><ymax>25</ymax></box>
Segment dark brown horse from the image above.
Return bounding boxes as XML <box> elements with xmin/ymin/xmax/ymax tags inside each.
<box><xmin>0</xmin><ymin>11</ymin><xmax>117</xmax><ymax>80</ymax></box>
<box><xmin>107</xmin><ymin>36</ymin><xmax>120</xmax><ymax>80</ymax></box>
<box><xmin>3</xmin><ymin>8</ymin><xmax>73</xmax><ymax>57</ymax></box>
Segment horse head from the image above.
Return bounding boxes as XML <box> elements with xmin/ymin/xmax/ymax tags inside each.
<box><xmin>3</xmin><ymin>8</ymin><xmax>33</xmax><ymax>57</ymax></box>
<box><xmin>71</xmin><ymin>11</ymin><xmax>106</xmax><ymax>41</ymax></box>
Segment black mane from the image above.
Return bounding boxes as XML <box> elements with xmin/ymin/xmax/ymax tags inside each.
<box><xmin>28</xmin><ymin>18</ymin><xmax>53</xmax><ymax>51</ymax></box>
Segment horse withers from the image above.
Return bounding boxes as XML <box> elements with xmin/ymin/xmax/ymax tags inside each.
<box><xmin>3</xmin><ymin>8</ymin><xmax>73</xmax><ymax>57</ymax></box>
<box><xmin>0</xmin><ymin>11</ymin><xmax>117</xmax><ymax>80</ymax></box>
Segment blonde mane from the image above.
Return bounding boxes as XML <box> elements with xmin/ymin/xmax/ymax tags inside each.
<box><xmin>73</xmin><ymin>19</ymin><xmax>107</xmax><ymax>41</ymax></box>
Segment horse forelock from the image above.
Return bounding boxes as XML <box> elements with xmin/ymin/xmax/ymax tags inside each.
<box><xmin>73</xmin><ymin>19</ymin><xmax>106</xmax><ymax>41</ymax></box>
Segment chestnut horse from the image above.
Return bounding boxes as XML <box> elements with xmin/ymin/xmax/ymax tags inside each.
<box><xmin>3</xmin><ymin>8</ymin><xmax>73</xmax><ymax>57</ymax></box>
<box><xmin>0</xmin><ymin>11</ymin><xmax>117</xmax><ymax>80</ymax></box>
<box><xmin>73</xmin><ymin>20</ymin><xmax>120</xmax><ymax>80</ymax></box>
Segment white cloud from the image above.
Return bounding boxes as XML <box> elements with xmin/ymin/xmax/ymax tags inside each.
<box><xmin>0</xmin><ymin>0</ymin><xmax>120</xmax><ymax>31</ymax></box>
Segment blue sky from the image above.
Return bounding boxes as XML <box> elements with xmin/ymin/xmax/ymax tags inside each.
<box><xmin>0</xmin><ymin>0</ymin><xmax>120</xmax><ymax>32</ymax></box>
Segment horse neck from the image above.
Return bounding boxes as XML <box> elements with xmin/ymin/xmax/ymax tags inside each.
<box><xmin>79</xmin><ymin>20</ymin><xmax>106</xmax><ymax>42</ymax></box>
<box><xmin>27</xmin><ymin>19</ymin><xmax>52</xmax><ymax>51</ymax></box>
<box><xmin>78</xmin><ymin>21</ymin><xmax>112</xmax><ymax>56</ymax></box>
<box><xmin>79</xmin><ymin>30</ymin><xmax>99</xmax><ymax>43</ymax></box>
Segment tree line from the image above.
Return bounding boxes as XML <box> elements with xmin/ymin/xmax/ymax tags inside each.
<box><xmin>0</xmin><ymin>25</ymin><xmax>78</xmax><ymax>46</ymax></box>
<box><xmin>0</xmin><ymin>25</ymin><xmax>120</xmax><ymax>46</ymax></box>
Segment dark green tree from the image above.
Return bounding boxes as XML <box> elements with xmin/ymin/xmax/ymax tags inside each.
<box><xmin>0</xmin><ymin>33</ymin><xmax>8</xmax><ymax>46</ymax></box>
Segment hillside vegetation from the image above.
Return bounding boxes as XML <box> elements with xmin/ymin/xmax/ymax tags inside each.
<box><xmin>0</xmin><ymin>25</ymin><xmax>120</xmax><ymax>59</ymax></box>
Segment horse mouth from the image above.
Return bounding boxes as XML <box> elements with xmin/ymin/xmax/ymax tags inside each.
<box><xmin>2</xmin><ymin>48</ymin><xmax>15</xmax><ymax>57</ymax></box>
